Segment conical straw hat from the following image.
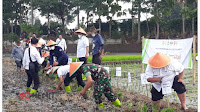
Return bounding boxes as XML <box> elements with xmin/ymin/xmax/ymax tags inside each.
<box><xmin>36</xmin><ymin>42</ymin><xmax>42</xmax><ymax>48</ymax></box>
<box><xmin>69</xmin><ymin>62</ymin><xmax>84</xmax><ymax>77</ymax></box>
<box><xmin>43</xmin><ymin>51</ymin><xmax>50</xmax><ymax>57</ymax></box>
<box><xmin>148</xmin><ymin>53</ymin><xmax>170</xmax><ymax>68</ymax></box>
<box><xmin>75</xmin><ymin>28</ymin><xmax>87</xmax><ymax>35</ymax></box>
<box><xmin>51</xmin><ymin>66</ymin><xmax>61</xmax><ymax>77</ymax></box>
<box><xmin>46</xmin><ymin>40</ymin><xmax>57</xmax><ymax>47</ymax></box>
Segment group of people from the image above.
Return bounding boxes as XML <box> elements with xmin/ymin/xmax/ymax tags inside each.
<box><xmin>10</xmin><ymin>26</ymin><xmax>121</xmax><ymax>109</ymax></box>
<box><xmin>10</xmin><ymin>26</ymin><xmax>188</xmax><ymax>110</ymax></box>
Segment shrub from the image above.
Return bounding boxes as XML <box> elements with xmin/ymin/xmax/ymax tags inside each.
<box><xmin>3</xmin><ymin>33</ymin><xmax>19</xmax><ymax>42</ymax></box>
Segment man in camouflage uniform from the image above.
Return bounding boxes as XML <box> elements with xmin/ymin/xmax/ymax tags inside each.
<box><xmin>79</xmin><ymin>64</ymin><xmax>121</xmax><ymax>109</ymax></box>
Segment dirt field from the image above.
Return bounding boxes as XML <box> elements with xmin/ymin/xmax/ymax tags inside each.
<box><xmin>2</xmin><ymin>57</ymin><xmax>197</xmax><ymax>112</ymax></box>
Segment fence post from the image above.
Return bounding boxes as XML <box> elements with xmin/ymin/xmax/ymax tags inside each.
<box><xmin>193</xmin><ymin>35</ymin><xmax>196</xmax><ymax>85</ymax></box>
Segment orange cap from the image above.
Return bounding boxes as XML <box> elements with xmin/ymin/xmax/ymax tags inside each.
<box><xmin>148</xmin><ymin>53</ymin><xmax>171</xmax><ymax>68</ymax></box>
<box><xmin>43</xmin><ymin>51</ymin><xmax>50</xmax><ymax>57</ymax></box>
<box><xmin>46</xmin><ymin>40</ymin><xmax>57</xmax><ymax>47</ymax></box>
<box><xmin>75</xmin><ymin>28</ymin><xmax>87</xmax><ymax>35</ymax></box>
<box><xmin>69</xmin><ymin>62</ymin><xmax>84</xmax><ymax>77</ymax></box>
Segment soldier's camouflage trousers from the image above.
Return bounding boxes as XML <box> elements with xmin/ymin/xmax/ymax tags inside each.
<box><xmin>93</xmin><ymin>76</ymin><xmax>117</xmax><ymax>104</ymax></box>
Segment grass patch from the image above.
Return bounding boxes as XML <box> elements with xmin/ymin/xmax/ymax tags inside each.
<box><xmin>69</xmin><ymin>55</ymin><xmax>142</xmax><ymax>63</ymax></box>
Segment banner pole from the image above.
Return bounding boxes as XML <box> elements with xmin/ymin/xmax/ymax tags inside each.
<box><xmin>142</xmin><ymin>36</ymin><xmax>148</xmax><ymax>97</ymax></box>
<box><xmin>193</xmin><ymin>35</ymin><xmax>196</xmax><ymax>85</ymax></box>
<box><xmin>142</xmin><ymin>36</ymin><xmax>144</xmax><ymax>73</ymax></box>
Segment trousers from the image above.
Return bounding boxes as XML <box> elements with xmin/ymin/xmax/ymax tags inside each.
<box><xmin>64</xmin><ymin>72</ymin><xmax>85</xmax><ymax>87</ymax></box>
<box><xmin>93</xmin><ymin>77</ymin><xmax>117</xmax><ymax>104</ymax></box>
<box><xmin>26</xmin><ymin>69</ymin><xmax>40</xmax><ymax>90</ymax></box>
<box><xmin>92</xmin><ymin>53</ymin><xmax>101</xmax><ymax>65</ymax></box>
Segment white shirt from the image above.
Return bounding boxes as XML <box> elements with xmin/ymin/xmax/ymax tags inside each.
<box><xmin>23</xmin><ymin>45</ymin><xmax>44</xmax><ymax>70</ymax></box>
<box><xmin>57</xmin><ymin>65</ymin><xmax>70</xmax><ymax>79</ymax></box>
<box><xmin>77</xmin><ymin>36</ymin><xmax>89</xmax><ymax>58</ymax></box>
<box><xmin>56</xmin><ymin>38</ymin><xmax>67</xmax><ymax>51</ymax></box>
<box><xmin>38</xmin><ymin>38</ymin><xmax>46</xmax><ymax>45</ymax></box>
<box><xmin>145</xmin><ymin>59</ymin><xmax>184</xmax><ymax>92</ymax></box>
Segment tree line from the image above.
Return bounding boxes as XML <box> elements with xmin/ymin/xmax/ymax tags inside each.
<box><xmin>3</xmin><ymin>0</ymin><xmax>197</xmax><ymax>43</ymax></box>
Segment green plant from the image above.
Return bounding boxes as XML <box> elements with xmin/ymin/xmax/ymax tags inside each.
<box><xmin>160</xmin><ymin>108</ymin><xmax>175</xmax><ymax>112</ymax></box>
<box><xmin>128</xmin><ymin>102</ymin><xmax>133</xmax><ymax>110</ymax></box>
<box><xmin>70</xmin><ymin>55</ymin><xmax>142</xmax><ymax>63</ymax></box>
<box><xmin>152</xmin><ymin>104</ymin><xmax>159</xmax><ymax>112</ymax></box>
<box><xmin>51</xmin><ymin>86</ymin><xmax>56</xmax><ymax>89</ymax></box>
<box><xmin>117</xmin><ymin>92</ymin><xmax>123</xmax><ymax>99</ymax></box>
<box><xmin>3</xmin><ymin>33</ymin><xmax>19</xmax><ymax>42</ymax></box>
<box><xmin>77</xmin><ymin>86</ymin><xmax>83</xmax><ymax>91</ymax></box>
<box><xmin>138</xmin><ymin>102</ymin><xmax>148</xmax><ymax>112</ymax></box>
<box><xmin>143</xmin><ymin>104</ymin><xmax>148</xmax><ymax>112</ymax></box>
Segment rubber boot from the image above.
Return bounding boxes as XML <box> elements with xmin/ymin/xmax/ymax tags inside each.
<box><xmin>30</xmin><ymin>89</ymin><xmax>37</xmax><ymax>94</ymax></box>
<box><xmin>97</xmin><ymin>102</ymin><xmax>104</xmax><ymax>110</ymax></box>
<box><xmin>65</xmin><ymin>86</ymin><xmax>71</xmax><ymax>93</ymax></box>
<box><xmin>26</xmin><ymin>87</ymin><xmax>31</xmax><ymax>92</ymax></box>
<box><xmin>112</xmin><ymin>99</ymin><xmax>121</xmax><ymax>107</ymax></box>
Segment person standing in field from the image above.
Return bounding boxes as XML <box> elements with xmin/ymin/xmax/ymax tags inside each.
<box><xmin>74</xmin><ymin>28</ymin><xmax>89</xmax><ymax>82</ymax></box>
<box><xmin>10</xmin><ymin>40</ymin><xmax>24</xmax><ymax>72</ymax></box>
<box><xmin>74</xmin><ymin>28</ymin><xmax>89</xmax><ymax>64</ymax></box>
<box><xmin>145</xmin><ymin>53</ymin><xmax>188</xmax><ymax>111</ymax></box>
<box><xmin>56</xmin><ymin>34</ymin><xmax>67</xmax><ymax>52</ymax></box>
<box><xmin>23</xmin><ymin>37</ymin><xmax>45</xmax><ymax>93</ymax></box>
<box><xmin>89</xmin><ymin>26</ymin><xmax>104</xmax><ymax>65</ymax></box>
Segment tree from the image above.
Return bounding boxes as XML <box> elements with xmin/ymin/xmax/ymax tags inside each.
<box><xmin>92</xmin><ymin>0</ymin><xmax>109</xmax><ymax>34</ymax></box>
<box><xmin>50</xmin><ymin>0</ymin><xmax>76</xmax><ymax>37</ymax></box>
<box><xmin>123</xmin><ymin>0</ymin><xmax>150</xmax><ymax>42</ymax></box>
<box><xmin>3</xmin><ymin>0</ymin><xmax>29</xmax><ymax>34</ymax></box>
<box><xmin>34</xmin><ymin>0</ymin><xmax>56</xmax><ymax>34</ymax></box>
<box><xmin>133</xmin><ymin>0</ymin><xmax>150</xmax><ymax>42</ymax></box>
<box><xmin>71</xmin><ymin>0</ymin><xmax>95</xmax><ymax>30</ymax></box>
<box><xmin>182</xmin><ymin>0</ymin><xmax>197</xmax><ymax>36</ymax></box>
<box><xmin>106</xmin><ymin>0</ymin><xmax>122</xmax><ymax>38</ymax></box>
<box><xmin>148</xmin><ymin>0</ymin><xmax>176</xmax><ymax>39</ymax></box>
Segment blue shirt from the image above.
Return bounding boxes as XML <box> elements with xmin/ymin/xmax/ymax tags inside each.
<box><xmin>10</xmin><ymin>46</ymin><xmax>24</xmax><ymax>61</ymax></box>
<box><xmin>92</xmin><ymin>34</ymin><xmax>104</xmax><ymax>55</ymax></box>
<box><xmin>49</xmin><ymin>46</ymin><xmax>68</xmax><ymax>65</ymax></box>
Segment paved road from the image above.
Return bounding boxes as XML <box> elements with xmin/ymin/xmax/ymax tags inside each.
<box><xmin>3</xmin><ymin>52</ymin><xmax>142</xmax><ymax>58</ymax></box>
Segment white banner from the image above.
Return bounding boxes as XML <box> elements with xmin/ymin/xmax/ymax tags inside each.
<box><xmin>142</xmin><ymin>38</ymin><xmax>193</xmax><ymax>69</ymax></box>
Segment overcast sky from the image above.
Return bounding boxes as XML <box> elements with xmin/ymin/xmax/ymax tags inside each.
<box><xmin>33</xmin><ymin>1</ymin><xmax>153</xmax><ymax>29</ymax></box>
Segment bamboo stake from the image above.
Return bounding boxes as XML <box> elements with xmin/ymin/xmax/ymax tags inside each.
<box><xmin>142</xmin><ymin>36</ymin><xmax>148</xmax><ymax>97</ymax></box>
<box><xmin>193</xmin><ymin>35</ymin><xmax>196</xmax><ymax>85</ymax></box>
